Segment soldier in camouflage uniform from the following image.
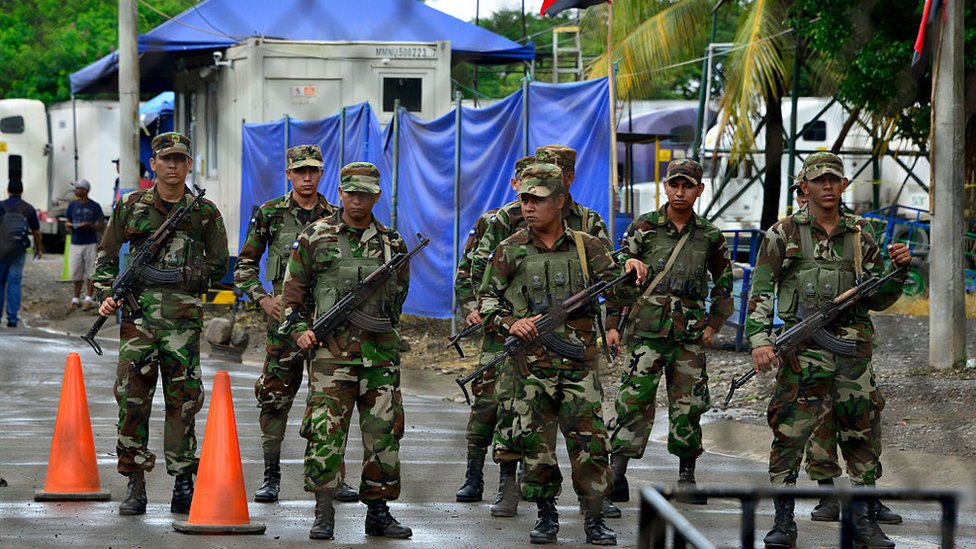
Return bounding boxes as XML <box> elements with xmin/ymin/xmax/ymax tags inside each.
<box><xmin>234</xmin><ymin>144</ymin><xmax>359</xmax><ymax>504</ymax></box>
<box><xmin>605</xmin><ymin>159</ymin><xmax>734</xmax><ymax>509</ymax></box>
<box><xmin>480</xmin><ymin>163</ymin><xmax>647</xmax><ymax>546</ymax></box>
<box><xmin>280</xmin><ymin>162</ymin><xmax>412</xmax><ymax>540</ymax></box>
<box><xmin>93</xmin><ymin>132</ymin><xmax>228</xmax><ymax>516</ymax></box>
<box><xmin>454</xmin><ymin>155</ymin><xmax>534</xmax><ymax>504</ymax></box>
<box><xmin>746</xmin><ymin>152</ymin><xmax>911</xmax><ymax>549</ymax></box>
<box><xmin>472</xmin><ymin>145</ymin><xmax>613</xmax><ymax>518</ymax></box>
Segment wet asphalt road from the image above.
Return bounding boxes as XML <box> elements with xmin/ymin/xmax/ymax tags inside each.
<box><xmin>0</xmin><ymin>328</ymin><xmax>973</xmax><ymax>548</ymax></box>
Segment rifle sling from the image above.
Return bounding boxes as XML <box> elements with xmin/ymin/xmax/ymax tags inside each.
<box><xmin>626</xmin><ymin>230</ymin><xmax>691</xmax><ymax>322</ymax></box>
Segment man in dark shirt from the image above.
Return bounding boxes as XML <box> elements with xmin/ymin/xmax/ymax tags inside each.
<box><xmin>65</xmin><ymin>179</ymin><xmax>104</xmax><ymax>310</ymax></box>
<box><xmin>0</xmin><ymin>179</ymin><xmax>42</xmax><ymax>327</ymax></box>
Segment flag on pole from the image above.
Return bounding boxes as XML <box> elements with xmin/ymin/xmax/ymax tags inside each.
<box><xmin>912</xmin><ymin>0</ymin><xmax>942</xmax><ymax>69</ymax></box>
<box><xmin>540</xmin><ymin>0</ymin><xmax>610</xmax><ymax>17</ymax></box>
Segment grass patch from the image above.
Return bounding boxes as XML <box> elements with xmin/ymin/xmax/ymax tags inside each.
<box><xmin>884</xmin><ymin>294</ymin><xmax>976</xmax><ymax>318</ymax></box>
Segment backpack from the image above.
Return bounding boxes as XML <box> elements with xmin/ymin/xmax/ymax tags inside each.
<box><xmin>0</xmin><ymin>207</ymin><xmax>31</xmax><ymax>261</ymax></box>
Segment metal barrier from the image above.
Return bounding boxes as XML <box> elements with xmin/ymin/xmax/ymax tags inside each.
<box><xmin>720</xmin><ymin>229</ymin><xmax>765</xmax><ymax>350</ymax></box>
<box><xmin>638</xmin><ymin>485</ymin><xmax>964</xmax><ymax>549</ymax></box>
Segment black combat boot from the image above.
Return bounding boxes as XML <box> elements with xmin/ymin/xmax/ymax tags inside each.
<box><xmin>490</xmin><ymin>461</ymin><xmax>519</xmax><ymax>517</ymax></box>
<box><xmin>529</xmin><ymin>498</ymin><xmax>559</xmax><ymax>544</ymax></box>
<box><xmin>608</xmin><ymin>454</ymin><xmax>630</xmax><ymax>502</ymax></box>
<box><xmin>309</xmin><ymin>490</ymin><xmax>335</xmax><ymax>540</ymax></box>
<box><xmin>170</xmin><ymin>473</ymin><xmax>194</xmax><ymax>514</ymax></box>
<box><xmin>254</xmin><ymin>456</ymin><xmax>281</xmax><ymax>503</ymax></box>
<box><xmin>118</xmin><ymin>471</ymin><xmax>147</xmax><ymax>516</ymax></box>
<box><xmin>811</xmin><ymin>478</ymin><xmax>840</xmax><ymax>522</ymax></box>
<box><xmin>851</xmin><ymin>499</ymin><xmax>895</xmax><ymax>548</ymax></box>
<box><xmin>582</xmin><ymin>497</ymin><xmax>617</xmax><ymax>545</ymax></box>
<box><xmin>336</xmin><ymin>481</ymin><xmax>359</xmax><ymax>502</ymax></box>
<box><xmin>456</xmin><ymin>448</ymin><xmax>486</xmax><ymax>502</ymax></box>
<box><xmin>873</xmin><ymin>501</ymin><xmax>903</xmax><ymax>525</ymax></box>
<box><xmin>364</xmin><ymin>500</ymin><xmax>412</xmax><ymax>538</ymax></box>
<box><xmin>675</xmin><ymin>457</ymin><xmax>707</xmax><ymax>505</ymax></box>
<box><xmin>576</xmin><ymin>495</ymin><xmax>621</xmax><ymax>518</ymax></box>
<box><xmin>763</xmin><ymin>495</ymin><xmax>797</xmax><ymax>549</ymax></box>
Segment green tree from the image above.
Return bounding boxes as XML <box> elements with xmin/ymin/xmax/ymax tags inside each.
<box><xmin>0</xmin><ymin>0</ymin><xmax>196</xmax><ymax>104</ymax></box>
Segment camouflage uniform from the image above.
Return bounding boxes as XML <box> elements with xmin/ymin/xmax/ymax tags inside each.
<box><xmin>473</xmin><ymin>147</ymin><xmax>613</xmax><ymax>465</ymax></box>
<box><xmin>479</xmin><ymin>165</ymin><xmax>638</xmax><ymax>503</ymax></box>
<box><xmin>92</xmin><ymin>133</ymin><xmax>228</xmax><ymax>476</ymax></box>
<box><xmin>234</xmin><ymin>145</ymin><xmax>336</xmax><ymax>459</ymax></box>
<box><xmin>609</xmin><ymin>200</ymin><xmax>734</xmax><ymax>461</ymax></box>
<box><xmin>746</xmin><ymin>204</ymin><xmax>905</xmax><ymax>487</ymax></box>
<box><xmin>280</xmin><ymin>163</ymin><xmax>409</xmax><ymax>500</ymax></box>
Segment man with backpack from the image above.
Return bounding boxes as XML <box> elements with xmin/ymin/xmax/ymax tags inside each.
<box><xmin>0</xmin><ymin>179</ymin><xmax>43</xmax><ymax>328</ymax></box>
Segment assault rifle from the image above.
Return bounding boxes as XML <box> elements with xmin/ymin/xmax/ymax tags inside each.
<box><xmin>447</xmin><ymin>249</ymin><xmax>627</xmax><ymax>359</ymax></box>
<box><xmin>299</xmin><ymin>233</ymin><xmax>429</xmax><ymax>355</ymax></box>
<box><xmin>82</xmin><ymin>189</ymin><xmax>208</xmax><ymax>356</ymax></box>
<box><xmin>455</xmin><ymin>270</ymin><xmax>634</xmax><ymax>405</ymax></box>
<box><xmin>723</xmin><ymin>265</ymin><xmax>908</xmax><ymax>407</ymax></box>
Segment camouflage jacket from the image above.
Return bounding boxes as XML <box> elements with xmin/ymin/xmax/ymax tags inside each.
<box><xmin>454</xmin><ymin>208</ymin><xmax>498</xmax><ymax>315</ymax></box>
<box><xmin>746</xmin><ymin>205</ymin><xmax>905</xmax><ymax>353</ymax></box>
<box><xmin>92</xmin><ymin>185</ymin><xmax>228</xmax><ymax>324</ymax></box>
<box><xmin>280</xmin><ymin>210</ymin><xmax>409</xmax><ymax>366</ymax></box>
<box><xmin>234</xmin><ymin>191</ymin><xmax>336</xmax><ymax>302</ymax></box>
<box><xmin>614</xmin><ymin>205</ymin><xmax>734</xmax><ymax>341</ymax></box>
<box><xmin>479</xmin><ymin>226</ymin><xmax>638</xmax><ymax>370</ymax></box>
<box><xmin>470</xmin><ymin>195</ymin><xmax>613</xmax><ymax>296</ymax></box>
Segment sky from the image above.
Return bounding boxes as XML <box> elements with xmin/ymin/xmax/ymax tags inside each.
<box><xmin>425</xmin><ymin>0</ymin><xmax>545</xmax><ymax>22</ymax></box>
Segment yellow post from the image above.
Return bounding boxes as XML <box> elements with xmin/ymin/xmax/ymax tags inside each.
<box><xmin>61</xmin><ymin>235</ymin><xmax>72</xmax><ymax>282</ymax></box>
<box><xmin>654</xmin><ymin>138</ymin><xmax>661</xmax><ymax>209</ymax></box>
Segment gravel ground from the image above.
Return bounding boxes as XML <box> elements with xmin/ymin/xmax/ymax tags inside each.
<box><xmin>15</xmin><ymin>254</ymin><xmax>976</xmax><ymax>464</ymax></box>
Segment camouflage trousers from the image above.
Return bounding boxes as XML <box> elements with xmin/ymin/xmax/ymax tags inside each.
<box><xmin>465</xmin><ymin>334</ymin><xmax>504</xmax><ymax>454</ymax></box>
<box><xmin>301</xmin><ymin>361</ymin><xmax>404</xmax><ymax>501</ymax></box>
<box><xmin>768</xmin><ymin>349</ymin><xmax>885</xmax><ymax>486</ymax></box>
<box><xmin>113</xmin><ymin>318</ymin><xmax>205</xmax><ymax>476</ymax></box>
<box><xmin>254</xmin><ymin>320</ymin><xmax>304</xmax><ymax>457</ymax></box>
<box><xmin>609</xmin><ymin>338</ymin><xmax>709</xmax><ymax>459</ymax></box>
<box><xmin>509</xmin><ymin>365</ymin><xmax>612</xmax><ymax>501</ymax></box>
<box><xmin>803</xmin><ymin>388</ymin><xmax>885</xmax><ymax>481</ymax></box>
<box><xmin>491</xmin><ymin>358</ymin><xmax>524</xmax><ymax>464</ymax></box>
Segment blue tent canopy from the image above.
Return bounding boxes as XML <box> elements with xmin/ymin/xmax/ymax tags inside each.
<box><xmin>70</xmin><ymin>0</ymin><xmax>535</xmax><ymax>94</ymax></box>
<box><xmin>139</xmin><ymin>91</ymin><xmax>174</xmax><ymax>127</ymax></box>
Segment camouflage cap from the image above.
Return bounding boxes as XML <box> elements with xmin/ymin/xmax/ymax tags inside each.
<box><xmin>518</xmin><ymin>162</ymin><xmax>564</xmax><ymax>198</ymax></box>
<box><xmin>535</xmin><ymin>144</ymin><xmax>576</xmax><ymax>173</ymax></box>
<box><xmin>664</xmin><ymin>158</ymin><xmax>703</xmax><ymax>185</ymax></box>
<box><xmin>514</xmin><ymin>155</ymin><xmax>536</xmax><ymax>179</ymax></box>
<box><xmin>287</xmin><ymin>144</ymin><xmax>324</xmax><ymax>170</ymax></box>
<box><xmin>339</xmin><ymin>162</ymin><xmax>381</xmax><ymax>194</ymax></box>
<box><xmin>799</xmin><ymin>151</ymin><xmax>845</xmax><ymax>180</ymax></box>
<box><xmin>151</xmin><ymin>131</ymin><xmax>191</xmax><ymax>157</ymax></box>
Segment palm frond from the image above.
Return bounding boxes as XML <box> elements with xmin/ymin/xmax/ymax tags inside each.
<box><xmin>585</xmin><ymin>0</ymin><xmax>711</xmax><ymax>99</ymax></box>
<box><xmin>714</xmin><ymin>0</ymin><xmax>792</xmax><ymax>162</ymax></box>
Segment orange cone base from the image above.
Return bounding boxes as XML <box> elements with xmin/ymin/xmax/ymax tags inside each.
<box><xmin>172</xmin><ymin>521</ymin><xmax>266</xmax><ymax>535</ymax></box>
<box><xmin>34</xmin><ymin>489</ymin><xmax>110</xmax><ymax>501</ymax></box>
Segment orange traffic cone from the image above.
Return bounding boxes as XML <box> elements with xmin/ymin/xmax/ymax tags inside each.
<box><xmin>173</xmin><ymin>370</ymin><xmax>265</xmax><ymax>535</ymax></box>
<box><xmin>35</xmin><ymin>352</ymin><xmax>110</xmax><ymax>501</ymax></box>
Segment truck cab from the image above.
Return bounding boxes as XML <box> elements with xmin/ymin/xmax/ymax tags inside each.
<box><xmin>0</xmin><ymin>99</ymin><xmax>51</xmax><ymax>235</ymax></box>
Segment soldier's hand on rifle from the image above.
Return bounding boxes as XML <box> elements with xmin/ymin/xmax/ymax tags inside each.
<box><xmin>99</xmin><ymin>297</ymin><xmax>121</xmax><ymax>316</ymax></box>
<box><xmin>296</xmin><ymin>330</ymin><xmax>318</xmax><ymax>351</ymax></box>
<box><xmin>466</xmin><ymin>310</ymin><xmax>483</xmax><ymax>326</ymax></box>
<box><xmin>887</xmin><ymin>243</ymin><xmax>912</xmax><ymax>268</ymax></box>
<box><xmin>606</xmin><ymin>328</ymin><xmax>621</xmax><ymax>355</ymax></box>
<box><xmin>751</xmin><ymin>345</ymin><xmax>779</xmax><ymax>372</ymax></box>
<box><xmin>702</xmin><ymin>326</ymin><xmax>716</xmax><ymax>348</ymax></box>
<box><xmin>510</xmin><ymin>315</ymin><xmax>542</xmax><ymax>341</ymax></box>
<box><xmin>623</xmin><ymin>258</ymin><xmax>648</xmax><ymax>285</ymax></box>
<box><xmin>259</xmin><ymin>295</ymin><xmax>282</xmax><ymax>321</ymax></box>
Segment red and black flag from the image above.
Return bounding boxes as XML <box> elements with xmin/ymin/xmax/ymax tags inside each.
<box><xmin>911</xmin><ymin>0</ymin><xmax>943</xmax><ymax>77</ymax></box>
<box><xmin>540</xmin><ymin>0</ymin><xmax>610</xmax><ymax>17</ymax></box>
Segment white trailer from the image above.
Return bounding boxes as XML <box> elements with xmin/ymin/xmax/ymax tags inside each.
<box><xmin>172</xmin><ymin>38</ymin><xmax>454</xmax><ymax>252</ymax></box>
<box><xmin>47</xmin><ymin>100</ymin><xmax>119</xmax><ymax>218</ymax></box>
<box><xmin>629</xmin><ymin>98</ymin><xmax>930</xmax><ymax>231</ymax></box>
<box><xmin>0</xmin><ymin>99</ymin><xmax>50</xmax><ymax>224</ymax></box>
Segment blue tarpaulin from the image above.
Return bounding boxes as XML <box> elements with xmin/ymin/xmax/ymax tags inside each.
<box><xmin>70</xmin><ymin>0</ymin><xmax>535</xmax><ymax>94</ymax></box>
<box><xmin>239</xmin><ymin>79</ymin><xmax>611</xmax><ymax>318</ymax></box>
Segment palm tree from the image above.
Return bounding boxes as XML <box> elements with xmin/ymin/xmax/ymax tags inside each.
<box><xmin>585</xmin><ymin>0</ymin><xmax>800</xmax><ymax>230</ymax></box>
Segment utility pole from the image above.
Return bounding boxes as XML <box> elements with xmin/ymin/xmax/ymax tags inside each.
<box><xmin>119</xmin><ymin>0</ymin><xmax>140</xmax><ymax>194</ymax></box>
<box><xmin>929</xmin><ymin>0</ymin><xmax>966</xmax><ymax>370</ymax></box>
